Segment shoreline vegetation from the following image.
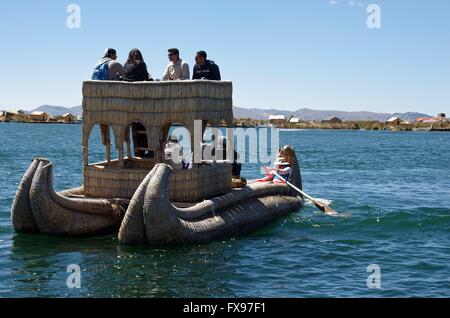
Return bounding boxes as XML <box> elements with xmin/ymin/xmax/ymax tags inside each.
<box><xmin>0</xmin><ymin>111</ymin><xmax>80</xmax><ymax>124</ymax></box>
<box><xmin>233</xmin><ymin>118</ymin><xmax>450</xmax><ymax>131</ymax></box>
<box><xmin>2</xmin><ymin>117</ymin><xmax>449</xmax><ymax>131</ymax></box>
<box><xmin>2</xmin><ymin>110</ymin><xmax>448</xmax><ymax>131</ymax></box>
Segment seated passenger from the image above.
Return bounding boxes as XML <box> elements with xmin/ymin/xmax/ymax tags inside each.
<box><xmin>131</xmin><ymin>122</ymin><xmax>151</xmax><ymax>158</ymax></box>
<box><xmin>123</xmin><ymin>49</ymin><xmax>152</xmax><ymax>82</ymax></box>
<box><xmin>192</xmin><ymin>51</ymin><xmax>221</xmax><ymax>81</ymax></box>
<box><xmin>162</xmin><ymin>48</ymin><xmax>190</xmax><ymax>80</ymax></box>
<box><xmin>91</xmin><ymin>48</ymin><xmax>124</xmax><ymax>80</ymax></box>
<box><xmin>257</xmin><ymin>158</ymin><xmax>291</xmax><ymax>184</ymax></box>
<box><xmin>164</xmin><ymin>135</ymin><xmax>184</xmax><ymax>169</ymax></box>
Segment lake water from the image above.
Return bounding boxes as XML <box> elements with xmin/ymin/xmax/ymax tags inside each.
<box><xmin>0</xmin><ymin>123</ymin><xmax>449</xmax><ymax>297</ymax></box>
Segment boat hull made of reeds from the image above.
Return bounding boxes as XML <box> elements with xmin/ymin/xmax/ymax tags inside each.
<box><xmin>12</xmin><ymin>153</ymin><xmax>303</xmax><ymax>245</ymax></box>
<box><xmin>118</xmin><ymin>163</ymin><xmax>304</xmax><ymax>245</ymax></box>
<box><xmin>11</xmin><ymin>158</ymin><xmax>124</xmax><ymax>237</ymax></box>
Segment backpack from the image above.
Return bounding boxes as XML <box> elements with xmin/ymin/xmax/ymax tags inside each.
<box><xmin>91</xmin><ymin>61</ymin><xmax>110</xmax><ymax>80</ymax></box>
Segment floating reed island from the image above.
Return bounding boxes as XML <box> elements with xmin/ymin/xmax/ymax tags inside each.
<box><xmin>11</xmin><ymin>80</ymin><xmax>304</xmax><ymax>245</ymax></box>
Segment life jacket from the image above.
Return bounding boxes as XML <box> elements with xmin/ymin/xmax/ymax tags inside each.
<box><xmin>273</xmin><ymin>166</ymin><xmax>291</xmax><ymax>182</ymax></box>
<box><xmin>91</xmin><ymin>59</ymin><xmax>110</xmax><ymax>80</ymax></box>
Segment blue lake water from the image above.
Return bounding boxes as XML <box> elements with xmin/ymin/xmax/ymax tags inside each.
<box><xmin>0</xmin><ymin>123</ymin><xmax>449</xmax><ymax>297</ymax></box>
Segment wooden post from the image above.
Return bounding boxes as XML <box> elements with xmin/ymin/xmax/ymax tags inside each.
<box><xmin>125</xmin><ymin>126</ymin><xmax>131</xmax><ymax>159</ymax></box>
<box><xmin>126</xmin><ymin>141</ymin><xmax>131</xmax><ymax>159</ymax></box>
<box><xmin>106</xmin><ymin>142</ymin><xmax>111</xmax><ymax>163</ymax></box>
<box><xmin>83</xmin><ymin>145</ymin><xmax>88</xmax><ymax>166</ymax></box>
<box><xmin>82</xmin><ymin>124</ymin><xmax>89</xmax><ymax>166</ymax></box>
<box><xmin>119</xmin><ymin>143</ymin><xmax>124</xmax><ymax>168</ymax></box>
<box><xmin>105</xmin><ymin>126</ymin><xmax>111</xmax><ymax>163</ymax></box>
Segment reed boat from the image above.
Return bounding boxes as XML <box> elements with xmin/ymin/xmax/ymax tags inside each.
<box><xmin>11</xmin><ymin>80</ymin><xmax>304</xmax><ymax>245</ymax></box>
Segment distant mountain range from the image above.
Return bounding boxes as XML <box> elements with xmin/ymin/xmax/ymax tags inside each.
<box><xmin>23</xmin><ymin>105</ymin><xmax>431</xmax><ymax>122</ymax></box>
<box><xmin>31</xmin><ymin>105</ymin><xmax>83</xmax><ymax>117</ymax></box>
<box><xmin>233</xmin><ymin>107</ymin><xmax>432</xmax><ymax>122</ymax></box>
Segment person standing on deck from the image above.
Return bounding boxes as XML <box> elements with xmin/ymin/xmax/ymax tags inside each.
<box><xmin>91</xmin><ymin>48</ymin><xmax>124</xmax><ymax>81</ymax></box>
<box><xmin>213</xmin><ymin>136</ymin><xmax>241</xmax><ymax>178</ymax></box>
<box><xmin>162</xmin><ymin>48</ymin><xmax>190</xmax><ymax>80</ymax></box>
<box><xmin>192</xmin><ymin>51</ymin><xmax>221</xmax><ymax>81</ymax></box>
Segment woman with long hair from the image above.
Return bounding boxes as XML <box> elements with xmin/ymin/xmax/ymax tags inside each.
<box><xmin>122</xmin><ymin>49</ymin><xmax>152</xmax><ymax>82</ymax></box>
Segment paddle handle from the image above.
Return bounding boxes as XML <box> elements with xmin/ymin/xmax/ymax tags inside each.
<box><xmin>272</xmin><ymin>171</ymin><xmax>317</xmax><ymax>203</ymax></box>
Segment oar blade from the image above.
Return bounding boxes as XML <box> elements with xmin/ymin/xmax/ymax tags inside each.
<box><xmin>314</xmin><ymin>202</ymin><xmax>326</xmax><ymax>213</ymax></box>
<box><xmin>313</xmin><ymin>201</ymin><xmax>337</xmax><ymax>216</ymax></box>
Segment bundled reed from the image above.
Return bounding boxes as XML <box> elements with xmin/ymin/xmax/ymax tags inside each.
<box><xmin>119</xmin><ymin>164</ymin><xmax>304</xmax><ymax>245</ymax></box>
<box><xmin>84</xmin><ymin>162</ymin><xmax>232</xmax><ymax>202</ymax></box>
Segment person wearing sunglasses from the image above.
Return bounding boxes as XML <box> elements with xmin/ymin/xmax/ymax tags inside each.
<box><xmin>192</xmin><ymin>50</ymin><xmax>221</xmax><ymax>81</ymax></box>
<box><xmin>162</xmin><ymin>48</ymin><xmax>190</xmax><ymax>80</ymax></box>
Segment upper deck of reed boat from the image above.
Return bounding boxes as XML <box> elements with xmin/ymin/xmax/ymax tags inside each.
<box><xmin>81</xmin><ymin>80</ymin><xmax>235</xmax><ymax>202</ymax></box>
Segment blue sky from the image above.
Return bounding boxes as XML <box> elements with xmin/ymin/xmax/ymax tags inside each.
<box><xmin>0</xmin><ymin>0</ymin><xmax>449</xmax><ymax>114</ymax></box>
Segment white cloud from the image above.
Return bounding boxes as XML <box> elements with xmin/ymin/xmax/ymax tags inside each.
<box><xmin>349</xmin><ymin>1</ymin><xmax>365</xmax><ymax>7</ymax></box>
<box><xmin>329</xmin><ymin>0</ymin><xmax>339</xmax><ymax>5</ymax></box>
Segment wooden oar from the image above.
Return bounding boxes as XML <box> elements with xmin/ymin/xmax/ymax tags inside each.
<box><xmin>272</xmin><ymin>171</ymin><xmax>337</xmax><ymax>216</ymax></box>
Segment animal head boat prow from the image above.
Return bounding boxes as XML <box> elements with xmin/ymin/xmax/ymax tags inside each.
<box><xmin>278</xmin><ymin>144</ymin><xmax>302</xmax><ymax>191</ymax></box>
<box><xmin>12</xmin><ymin>158</ymin><xmax>123</xmax><ymax>237</ymax></box>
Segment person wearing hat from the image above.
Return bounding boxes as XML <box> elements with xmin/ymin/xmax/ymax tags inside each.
<box><xmin>257</xmin><ymin>157</ymin><xmax>292</xmax><ymax>183</ymax></box>
<box><xmin>91</xmin><ymin>48</ymin><xmax>124</xmax><ymax>81</ymax></box>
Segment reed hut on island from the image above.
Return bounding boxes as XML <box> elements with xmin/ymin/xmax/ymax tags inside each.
<box><xmin>0</xmin><ymin>110</ymin><xmax>30</xmax><ymax>122</ymax></box>
<box><xmin>0</xmin><ymin>110</ymin><xmax>15</xmax><ymax>121</ymax></box>
<box><xmin>30</xmin><ymin>111</ymin><xmax>49</xmax><ymax>122</ymax></box>
<box><xmin>61</xmin><ymin>113</ymin><xmax>77</xmax><ymax>123</ymax></box>
<box><xmin>386</xmin><ymin>117</ymin><xmax>402</xmax><ymax>127</ymax></box>
<box><xmin>322</xmin><ymin>116</ymin><xmax>343</xmax><ymax>124</ymax></box>
<box><xmin>269</xmin><ymin>115</ymin><xmax>286</xmax><ymax>127</ymax></box>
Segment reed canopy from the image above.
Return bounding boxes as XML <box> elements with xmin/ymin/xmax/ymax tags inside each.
<box><xmin>82</xmin><ymin>80</ymin><xmax>234</xmax><ymax>202</ymax></box>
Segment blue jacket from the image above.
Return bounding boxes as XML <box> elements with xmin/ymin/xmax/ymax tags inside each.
<box><xmin>192</xmin><ymin>60</ymin><xmax>221</xmax><ymax>80</ymax></box>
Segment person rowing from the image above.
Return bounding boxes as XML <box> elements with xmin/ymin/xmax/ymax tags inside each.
<box><xmin>257</xmin><ymin>157</ymin><xmax>292</xmax><ymax>184</ymax></box>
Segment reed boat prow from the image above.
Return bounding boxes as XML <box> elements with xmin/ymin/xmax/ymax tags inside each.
<box><xmin>119</xmin><ymin>160</ymin><xmax>303</xmax><ymax>245</ymax></box>
<box><xmin>12</xmin><ymin>158</ymin><xmax>124</xmax><ymax>237</ymax></box>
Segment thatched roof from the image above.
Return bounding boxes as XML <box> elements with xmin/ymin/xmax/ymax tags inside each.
<box><xmin>269</xmin><ymin>115</ymin><xmax>285</xmax><ymax>120</ymax></box>
<box><xmin>387</xmin><ymin>116</ymin><xmax>402</xmax><ymax>122</ymax></box>
<box><xmin>31</xmin><ymin>111</ymin><xmax>48</xmax><ymax>116</ymax></box>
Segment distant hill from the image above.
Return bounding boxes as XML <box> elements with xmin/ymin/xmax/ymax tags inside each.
<box><xmin>26</xmin><ymin>104</ymin><xmax>430</xmax><ymax>122</ymax></box>
<box><xmin>391</xmin><ymin>112</ymin><xmax>432</xmax><ymax>121</ymax></box>
<box><xmin>232</xmin><ymin>107</ymin><xmax>293</xmax><ymax>120</ymax></box>
<box><xmin>233</xmin><ymin>106</ymin><xmax>431</xmax><ymax>122</ymax></box>
<box><xmin>31</xmin><ymin>105</ymin><xmax>82</xmax><ymax>116</ymax></box>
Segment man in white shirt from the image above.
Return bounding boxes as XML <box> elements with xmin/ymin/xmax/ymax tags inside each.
<box><xmin>162</xmin><ymin>48</ymin><xmax>190</xmax><ymax>80</ymax></box>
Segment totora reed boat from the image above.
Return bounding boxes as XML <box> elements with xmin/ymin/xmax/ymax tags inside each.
<box><xmin>11</xmin><ymin>80</ymin><xmax>304</xmax><ymax>245</ymax></box>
